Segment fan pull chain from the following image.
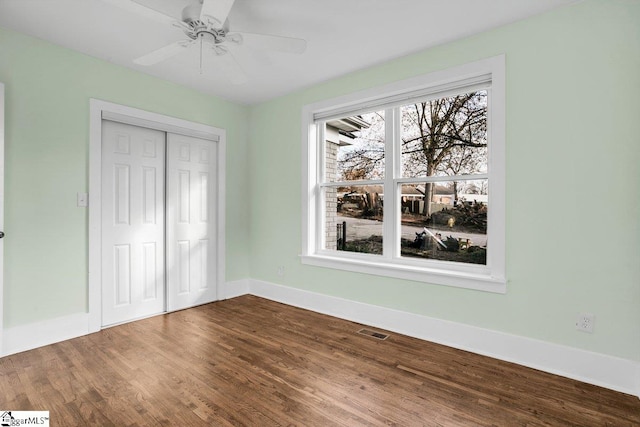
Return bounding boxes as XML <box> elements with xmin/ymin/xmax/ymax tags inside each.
<box><xmin>199</xmin><ymin>35</ymin><xmax>204</xmax><ymax>74</ymax></box>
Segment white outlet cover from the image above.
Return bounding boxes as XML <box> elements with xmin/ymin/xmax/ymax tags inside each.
<box><xmin>576</xmin><ymin>313</ymin><xmax>595</xmax><ymax>333</ymax></box>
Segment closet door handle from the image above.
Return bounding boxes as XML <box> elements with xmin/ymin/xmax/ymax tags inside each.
<box><xmin>0</xmin><ymin>231</ymin><xmax>5</xmax><ymax>238</ymax></box>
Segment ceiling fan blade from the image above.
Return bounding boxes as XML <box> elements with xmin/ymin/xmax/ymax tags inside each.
<box><xmin>101</xmin><ymin>0</ymin><xmax>177</xmax><ymax>26</ymax></box>
<box><xmin>214</xmin><ymin>49</ymin><xmax>247</xmax><ymax>85</ymax></box>
<box><xmin>232</xmin><ymin>32</ymin><xmax>307</xmax><ymax>54</ymax></box>
<box><xmin>200</xmin><ymin>0</ymin><xmax>236</xmax><ymax>26</ymax></box>
<box><xmin>133</xmin><ymin>40</ymin><xmax>194</xmax><ymax>66</ymax></box>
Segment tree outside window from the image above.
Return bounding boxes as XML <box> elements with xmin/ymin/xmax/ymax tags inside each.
<box><xmin>323</xmin><ymin>91</ymin><xmax>489</xmax><ymax>265</ymax></box>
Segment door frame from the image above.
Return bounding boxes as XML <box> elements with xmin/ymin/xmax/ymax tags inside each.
<box><xmin>0</xmin><ymin>83</ymin><xmax>5</xmax><ymax>351</ymax></box>
<box><xmin>88</xmin><ymin>99</ymin><xmax>226</xmax><ymax>333</ymax></box>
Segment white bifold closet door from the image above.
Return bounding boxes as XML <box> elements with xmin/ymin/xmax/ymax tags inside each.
<box><xmin>101</xmin><ymin>121</ymin><xmax>166</xmax><ymax>326</ymax></box>
<box><xmin>166</xmin><ymin>133</ymin><xmax>217</xmax><ymax>312</ymax></box>
<box><xmin>101</xmin><ymin>121</ymin><xmax>218</xmax><ymax>327</ymax></box>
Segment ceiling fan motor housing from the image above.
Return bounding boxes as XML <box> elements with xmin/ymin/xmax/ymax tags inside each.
<box><xmin>180</xmin><ymin>3</ymin><xmax>241</xmax><ymax>46</ymax></box>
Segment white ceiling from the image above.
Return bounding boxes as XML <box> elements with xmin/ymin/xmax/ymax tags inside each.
<box><xmin>0</xmin><ymin>0</ymin><xmax>579</xmax><ymax>105</ymax></box>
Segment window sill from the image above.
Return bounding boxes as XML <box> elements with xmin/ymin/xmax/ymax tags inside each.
<box><xmin>300</xmin><ymin>253</ymin><xmax>506</xmax><ymax>294</ymax></box>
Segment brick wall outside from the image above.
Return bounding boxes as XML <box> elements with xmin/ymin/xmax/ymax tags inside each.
<box><xmin>325</xmin><ymin>141</ymin><xmax>338</xmax><ymax>250</ymax></box>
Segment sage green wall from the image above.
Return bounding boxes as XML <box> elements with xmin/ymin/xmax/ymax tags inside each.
<box><xmin>248</xmin><ymin>0</ymin><xmax>640</xmax><ymax>360</ymax></box>
<box><xmin>0</xmin><ymin>27</ymin><xmax>250</xmax><ymax>327</ymax></box>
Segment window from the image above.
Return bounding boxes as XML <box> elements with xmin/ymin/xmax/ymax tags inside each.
<box><xmin>302</xmin><ymin>56</ymin><xmax>506</xmax><ymax>293</ymax></box>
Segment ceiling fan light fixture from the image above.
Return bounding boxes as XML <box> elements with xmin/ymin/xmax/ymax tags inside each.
<box><xmin>211</xmin><ymin>45</ymin><xmax>228</xmax><ymax>56</ymax></box>
<box><xmin>226</xmin><ymin>33</ymin><xmax>243</xmax><ymax>46</ymax></box>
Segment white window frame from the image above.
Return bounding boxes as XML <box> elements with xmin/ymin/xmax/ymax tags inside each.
<box><xmin>301</xmin><ymin>56</ymin><xmax>506</xmax><ymax>293</ymax></box>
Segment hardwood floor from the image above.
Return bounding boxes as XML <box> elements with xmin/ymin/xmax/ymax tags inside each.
<box><xmin>0</xmin><ymin>295</ymin><xmax>638</xmax><ymax>426</ymax></box>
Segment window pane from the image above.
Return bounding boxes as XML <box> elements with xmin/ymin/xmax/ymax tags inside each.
<box><xmin>324</xmin><ymin>111</ymin><xmax>385</xmax><ymax>182</ymax></box>
<box><xmin>324</xmin><ymin>185</ymin><xmax>383</xmax><ymax>255</ymax></box>
<box><xmin>400</xmin><ymin>91</ymin><xmax>487</xmax><ymax>178</ymax></box>
<box><xmin>400</xmin><ymin>181</ymin><xmax>487</xmax><ymax>265</ymax></box>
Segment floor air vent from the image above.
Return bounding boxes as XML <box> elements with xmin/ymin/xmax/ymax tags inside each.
<box><xmin>357</xmin><ymin>328</ymin><xmax>390</xmax><ymax>340</ymax></box>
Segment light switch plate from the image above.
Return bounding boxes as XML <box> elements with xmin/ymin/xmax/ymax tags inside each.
<box><xmin>77</xmin><ymin>192</ymin><xmax>88</xmax><ymax>207</ymax></box>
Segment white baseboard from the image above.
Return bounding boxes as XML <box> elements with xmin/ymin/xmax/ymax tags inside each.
<box><xmin>249</xmin><ymin>279</ymin><xmax>640</xmax><ymax>398</ymax></box>
<box><xmin>2</xmin><ymin>279</ymin><xmax>638</xmax><ymax>398</ymax></box>
<box><xmin>2</xmin><ymin>312</ymin><xmax>90</xmax><ymax>357</ymax></box>
<box><xmin>0</xmin><ymin>279</ymin><xmax>250</xmax><ymax>357</ymax></box>
<box><xmin>220</xmin><ymin>279</ymin><xmax>250</xmax><ymax>300</ymax></box>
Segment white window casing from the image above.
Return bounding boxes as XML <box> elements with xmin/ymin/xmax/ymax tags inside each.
<box><xmin>301</xmin><ymin>56</ymin><xmax>506</xmax><ymax>293</ymax></box>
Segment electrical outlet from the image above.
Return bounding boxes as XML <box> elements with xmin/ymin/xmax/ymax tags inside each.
<box><xmin>277</xmin><ymin>266</ymin><xmax>285</xmax><ymax>277</ymax></box>
<box><xmin>576</xmin><ymin>313</ymin><xmax>595</xmax><ymax>333</ymax></box>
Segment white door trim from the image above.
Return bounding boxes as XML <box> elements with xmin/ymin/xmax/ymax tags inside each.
<box><xmin>88</xmin><ymin>99</ymin><xmax>226</xmax><ymax>333</ymax></box>
<box><xmin>0</xmin><ymin>83</ymin><xmax>5</xmax><ymax>352</ymax></box>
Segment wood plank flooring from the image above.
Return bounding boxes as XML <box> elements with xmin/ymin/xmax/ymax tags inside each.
<box><xmin>0</xmin><ymin>295</ymin><xmax>638</xmax><ymax>426</ymax></box>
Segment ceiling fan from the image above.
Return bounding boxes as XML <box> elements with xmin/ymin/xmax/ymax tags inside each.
<box><xmin>104</xmin><ymin>0</ymin><xmax>307</xmax><ymax>84</ymax></box>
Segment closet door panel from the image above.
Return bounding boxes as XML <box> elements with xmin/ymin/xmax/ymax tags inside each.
<box><xmin>166</xmin><ymin>133</ymin><xmax>218</xmax><ymax>311</ymax></box>
<box><xmin>101</xmin><ymin>120</ymin><xmax>165</xmax><ymax>326</ymax></box>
